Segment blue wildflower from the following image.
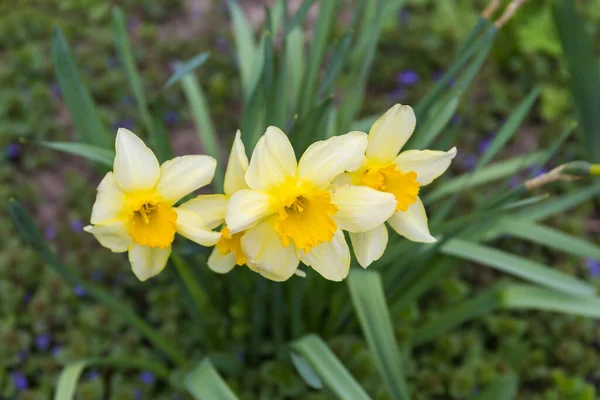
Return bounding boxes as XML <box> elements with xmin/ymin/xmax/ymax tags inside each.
<box><xmin>139</xmin><ymin>371</ymin><xmax>155</xmax><ymax>385</ymax></box>
<box><xmin>70</xmin><ymin>219</ymin><xmax>85</xmax><ymax>232</ymax></box>
<box><xmin>6</xmin><ymin>142</ymin><xmax>20</xmax><ymax>161</ymax></box>
<box><xmin>44</xmin><ymin>226</ymin><xmax>57</xmax><ymax>240</ymax></box>
<box><xmin>165</xmin><ymin>111</ymin><xmax>178</xmax><ymax>125</ymax></box>
<box><xmin>36</xmin><ymin>333</ymin><xmax>52</xmax><ymax>351</ymax></box>
<box><xmin>74</xmin><ymin>286</ymin><xmax>87</xmax><ymax>297</ymax></box>
<box><xmin>587</xmin><ymin>258</ymin><xmax>600</xmax><ymax>277</ymax></box>
<box><xmin>396</xmin><ymin>70</ymin><xmax>420</xmax><ymax>86</ymax></box>
<box><xmin>11</xmin><ymin>371</ymin><xmax>28</xmax><ymax>391</ymax></box>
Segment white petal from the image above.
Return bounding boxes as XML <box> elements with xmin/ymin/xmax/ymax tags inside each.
<box><xmin>349</xmin><ymin>224</ymin><xmax>388</xmax><ymax>268</ymax></box>
<box><xmin>297</xmin><ymin>131</ymin><xmax>368</xmax><ymax>187</ymax></box>
<box><xmin>366</xmin><ymin>104</ymin><xmax>416</xmax><ymax>164</ymax></box>
<box><xmin>90</xmin><ymin>172</ymin><xmax>127</xmax><ymax>224</ymax></box>
<box><xmin>175</xmin><ymin>208</ymin><xmax>221</xmax><ymax>247</ymax></box>
<box><xmin>395</xmin><ymin>147</ymin><xmax>457</xmax><ymax>186</ymax></box>
<box><xmin>207</xmin><ymin>248</ymin><xmax>237</xmax><ymax>274</ymax></box>
<box><xmin>128</xmin><ymin>244</ymin><xmax>171</xmax><ymax>281</ymax></box>
<box><xmin>84</xmin><ymin>221</ymin><xmax>132</xmax><ymax>252</ymax></box>
<box><xmin>224</xmin><ymin>130</ymin><xmax>249</xmax><ymax>196</ymax></box>
<box><xmin>113</xmin><ymin>128</ymin><xmax>160</xmax><ymax>192</ymax></box>
<box><xmin>387</xmin><ymin>197</ymin><xmax>436</xmax><ymax>243</ymax></box>
<box><xmin>241</xmin><ymin>219</ymin><xmax>299</xmax><ymax>281</ymax></box>
<box><xmin>245</xmin><ymin>126</ymin><xmax>297</xmax><ymax>190</ymax></box>
<box><xmin>299</xmin><ymin>229</ymin><xmax>350</xmax><ymax>281</ymax></box>
<box><xmin>155</xmin><ymin>155</ymin><xmax>217</xmax><ymax>205</ymax></box>
<box><xmin>177</xmin><ymin>194</ymin><xmax>228</xmax><ymax>230</ymax></box>
<box><xmin>225</xmin><ymin>189</ymin><xmax>274</xmax><ymax>234</ymax></box>
<box><xmin>331</xmin><ymin>185</ymin><xmax>397</xmax><ymax>232</ymax></box>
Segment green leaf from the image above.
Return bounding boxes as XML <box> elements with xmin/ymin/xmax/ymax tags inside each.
<box><xmin>180</xmin><ymin>72</ymin><xmax>224</xmax><ymax>191</ymax></box>
<box><xmin>500</xmin><ymin>284</ymin><xmax>600</xmax><ymax>319</ymax></box>
<box><xmin>441</xmin><ymin>239</ymin><xmax>596</xmax><ymax>297</ymax></box>
<box><xmin>185</xmin><ymin>359</ymin><xmax>239</xmax><ymax>400</ymax></box>
<box><xmin>347</xmin><ymin>269</ymin><xmax>410</xmax><ymax>400</ymax></box>
<box><xmin>227</xmin><ymin>0</ymin><xmax>256</xmax><ymax>99</ymax></box>
<box><xmin>55</xmin><ymin>361</ymin><xmax>88</xmax><ymax>400</ymax></box>
<box><xmin>477</xmin><ymin>87</ymin><xmax>541</xmax><ymax>168</ymax></box>
<box><xmin>8</xmin><ymin>200</ymin><xmax>186</xmax><ymax>365</ymax></box>
<box><xmin>290</xmin><ymin>352</ymin><xmax>323</xmax><ymax>389</ymax></box>
<box><xmin>164</xmin><ymin>52</ymin><xmax>209</xmax><ymax>89</ymax></box>
<box><xmin>408</xmin><ymin>94</ymin><xmax>459</xmax><ymax>150</ymax></box>
<box><xmin>413</xmin><ymin>286</ymin><xmax>501</xmax><ymax>346</ymax></box>
<box><xmin>32</xmin><ymin>140</ymin><xmax>114</xmax><ymax>167</ymax></box>
<box><xmin>469</xmin><ymin>374</ymin><xmax>519</xmax><ymax>400</ymax></box>
<box><xmin>285</xmin><ymin>0</ymin><xmax>314</xmax><ymax>35</ymax></box>
<box><xmin>285</xmin><ymin>27</ymin><xmax>305</xmax><ymax>113</ymax></box>
<box><xmin>553</xmin><ymin>0</ymin><xmax>600</xmax><ymax>162</ymax></box>
<box><xmin>317</xmin><ymin>30</ymin><xmax>354</xmax><ymax>99</ymax></box>
<box><xmin>291</xmin><ymin>335</ymin><xmax>371</xmax><ymax>400</ymax></box>
<box><xmin>51</xmin><ymin>27</ymin><xmax>110</xmax><ymax>148</ymax></box>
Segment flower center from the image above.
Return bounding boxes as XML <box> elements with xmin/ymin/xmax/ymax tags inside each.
<box><xmin>215</xmin><ymin>226</ymin><xmax>247</xmax><ymax>266</ymax></box>
<box><xmin>129</xmin><ymin>202</ymin><xmax>177</xmax><ymax>248</ymax></box>
<box><xmin>274</xmin><ymin>189</ymin><xmax>338</xmax><ymax>253</ymax></box>
<box><xmin>358</xmin><ymin>165</ymin><xmax>420</xmax><ymax>212</ymax></box>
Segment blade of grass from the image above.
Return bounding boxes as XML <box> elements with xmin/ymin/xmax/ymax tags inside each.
<box><xmin>8</xmin><ymin>200</ymin><xmax>186</xmax><ymax>365</ymax></box>
<box><xmin>227</xmin><ymin>0</ymin><xmax>256</xmax><ymax>99</ymax></box>
<box><xmin>290</xmin><ymin>352</ymin><xmax>323</xmax><ymax>389</ymax></box>
<box><xmin>285</xmin><ymin>27</ymin><xmax>305</xmax><ymax>114</ymax></box>
<box><xmin>148</xmin><ymin>100</ymin><xmax>174</xmax><ymax>161</ymax></box>
<box><xmin>51</xmin><ymin>27</ymin><xmax>110</xmax><ymax>148</ymax></box>
<box><xmin>441</xmin><ymin>238</ymin><xmax>596</xmax><ymax>297</ymax></box>
<box><xmin>285</xmin><ymin>0</ymin><xmax>314</xmax><ymax>35</ymax></box>
<box><xmin>29</xmin><ymin>140</ymin><xmax>114</xmax><ymax>167</ymax></box>
<box><xmin>185</xmin><ymin>359</ymin><xmax>239</xmax><ymax>400</ymax></box>
<box><xmin>316</xmin><ymin>30</ymin><xmax>354</xmax><ymax>99</ymax></box>
<box><xmin>164</xmin><ymin>52</ymin><xmax>209</xmax><ymax>89</ymax></box>
<box><xmin>291</xmin><ymin>335</ymin><xmax>371</xmax><ymax>400</ymax></box>
<box><xmin>347</xmin><ymin>269</ymin><xmax>410</xmax><ymax>400</ymax></box>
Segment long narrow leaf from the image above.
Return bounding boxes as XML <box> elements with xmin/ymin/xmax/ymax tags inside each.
<box><xmin>347</xmin><ymin>270</ymin><xmax>410</xmax><ymax>400</ymax></box>
<box><xmin>164</xmin><ymin>52</ymin><xmax>209</xmax><ymax>89</ymax></box>
<box><xmin>291</xmin><ymin>335</ymin><xmax>371</xmax><ymax>400</ymax></box>
<box><xmin>32</xmin><ymin>140</ymin><xmax>114</xmax><ymax>167</ymax></box>
<box><xmin>227</xmin><ymin>0</ymin><xmax>256</xmax><ymax>99</ymax></box>
<box><xmin>185</xmin><ymin>359</ymin><xmax>239</xmax><ymax>400</ymax></box>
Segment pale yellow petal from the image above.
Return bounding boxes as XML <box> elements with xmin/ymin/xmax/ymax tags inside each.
<box><xmin>224</xmin><ymin>130</ymin><xmax>249</xmax><ymax>196</ymax></box>
<box><xmin>177</xmin><ymin>194</ymin><xmax>228</xmax><ymax>230</ymax></box>
<box><xmin>299</xmin><ymin>229</ymin><xmax>350</xmax><ymax>281</ymax></box>
<box><xmin>113</xmin><ymin>128</ymin><xmax>160</xmax><ymax>192</ymax></box>
<box><xmin>297</xmin><ymin>131</ymin><xmax>368</xmax><ymax>187</ymax></box>
<box><xmin>241</xmin><ymin>219</ymin><xmax>299</xmax><ymax>281</ymax></box>
<box><xmin>225</xmin><ymin>189</ymin><xmax>274</xmax><ymax>234</ymax></box>
<box><xmin>366</xmin><ymin>104</ymin><xmax>416</xmax><ymax>164</ymax></box>
<box><xmin>349</xmin><ymin>224</ymin><xmax>388</xmax><ymax>268</ymax></box>
<box><xmin>84</xmin><ymin>220</ymin><xmax>131</xmax><ymax>252</ymax></box>
<box><xmin>90</xmin><ymin>172</ymin><xmax>127</xmax><ymax>224</ymax></box>
<box><xmin>395</xmin><ymin>147</ymin><xmax>457</xmax><ymax>186</ymax></box>
<box><xmin>207</xmin><ymin>248</ymin><xmax>237</xmax><ymax>274</ymax></box>
<box><xmin>331</xmin><ymin>185</ymin><xmax>397</xmax><ymax>232</ymax></box>
<box><xmin>128</xmin><ymin>244</ymin><xmax>171</xmax><ymax>281</ymax></box>
<box><xmin>387</xmin><ymin>197</ymin><xmax>436</xmax><ymax>243</ymax></box>
<box><xmin>155</xmin><ymin>155</ymin><xmax>216</xmax><ymax>205</ymax></box>
<box><xmin>175</xmin><ymin>208</ymin><xmax>221</xmax><ymax>247</ymax></box>
<box><xmin>245</xmin><ymin>126</ymin><xmax>297</xmax><ymax>190</ymax></box>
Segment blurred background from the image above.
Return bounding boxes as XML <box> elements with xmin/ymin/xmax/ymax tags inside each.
<box><xmin>1</xmin><ymin>0</ymin><xmax>600</xmax><ymax>399</ymax></box>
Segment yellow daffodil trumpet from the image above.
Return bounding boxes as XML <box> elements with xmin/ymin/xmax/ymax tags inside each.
<box><xmin>85</xmin><ymin>128</ymin><xmax>223</xmax><ymax>281</ymax></box>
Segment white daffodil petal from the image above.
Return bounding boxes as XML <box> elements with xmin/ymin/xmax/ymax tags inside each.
<box><xmin>387</xmin><ymin>197</ymin><xmax>436</xmax><ymax>243</ymax></box>
<box><xmin>128</xmin><ymin>244</ymin><xmax>171</xmax><ymax>281</ymax></box>
<box><xmin>84</xmin><ymin>220</ymin><xmax>132</xmax><ymax>252</ymax></box>
<box><xmin>175</xmin><ymin>208</ymin><xmax>221</xmax><ymax>247</ymax></box>
<box><xmin>224</xmin><ymin>130</ymin><xmax>249</xmax><ymax>196</ymax></box>
<box><xmin>366</xmin><ymin>104</ymin><xmax>416</xmax><ymax>164</ymax></box>
<box><xmin>241</xmin><ymin>219</ymin><xmax>299</xmax><ymax>281</ymax></box>
<box><xmin>155</xmin><ymin>155</ymin><xmax>217</xmax><ymax>205</ymax></box>
<box><xmin>207</xmin><ymin>248</ymin><xmax>237</xmax><ymax>274</ymax></box>
<box><xmin>90</xmin><ymin>172</ymin><xmax>127</xmax><ymax>224</ymax></box>
<box><xmin>225</xmin><ymin>189</ymin><xmax>274</xmax><ymax>234</ymax></box>
<box><xmin>297</xmin><ymin>131</ymin><xmax>368</xmax><ymax>187</ymax></box>
<box><xmin>177</xmin><ymin>194</ymin><xmax>228</xmax><ymax>230</ymax></box>
<box><xmin>395</xmin><ymin>147</ymin><xmax>457</xmax><ymax>186</ymax></box>
<box><xmin>331</xmin><ymin>185</ymin><xmax>397</xmax><ymax>232</ymax></box>
<box><xmin>349</xmin><ymin>224</ymin><xmax>388</xmax><ymax>268</ymax></box>
<box><xmin>245</xmin><ymin>126</ymin><xmax>297</xmax><ymax>190</ymax></box>
<box><xmin>113</xmin><ymin>128</ymin><xmax>160</xmax><ymax>193</ymax></box>
<box><xmin>299</xmin><ymin>229</ymin><xmax>350</xmax><ymax>281</ymax></box>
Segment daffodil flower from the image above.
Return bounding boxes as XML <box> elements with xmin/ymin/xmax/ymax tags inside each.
<box><xmin>206</xmin><ymin>131</ymin><xmax>250</xmax><ymax>274</ymax></box>
<box><xmin>84</xmin><ymin>128</ymin><xmax>222</xmax><ymax>281</ymax></box>
<box><xmin>225</xmin><ymin>127</ymin><xmax>397</xmax><ymax>281</ymax></box>
<box><xmin>344</xmin><ymin>104</ymin><xmax>457</xmax><ymax>267</ymax></box>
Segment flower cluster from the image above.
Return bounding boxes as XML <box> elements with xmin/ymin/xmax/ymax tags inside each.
<box><xmin>85</xmin><ymin>104</ymin><xmax>456</xmax><ymax>282</ymax></box>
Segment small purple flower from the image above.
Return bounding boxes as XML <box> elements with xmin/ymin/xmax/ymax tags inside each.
<box><xmin>462</xmin><ymin>153</ymin><xmax>478</xmax><ymax>169</ymax></box>
<box><xmin>111</xmin><ymin>119</ymin><xmax>135</xmax><ymax>131</ymax></box>
<box><xmin>70</xmin><ymin>219</ymin><xmax>85</xmax><ymax>232</ymax></box>
<box><xmin>388</xmin><ymin>88</ymin><xmax>406</xmax><ymax>102</ymax></box>
<box><xmin>528</xmin><ymin>166</ymin><xmax>547</xmax><ymax>178</ymax></box>
<box><xmin>44</xmin><ymin>226</ymin><xmax>57</xmax><ymax>240</ymax></box>
<box><xmin>587</xmin><ymin>259</ymin><xmax>600</xmax><ymax>277</ymax></box>
<box><xmin>509</xmin><ymin>176</ymin><xmax>521</xmax><ymax>188</ymax></box>
<box><xmin>51</xmin><ymin>82</ymin><xmax>61</xmax><ymax>99</ymax></box>
<box><xmin>36</xmin><ymin>333</ymin><xmax>52</xmax><ymax>351</ymax></box>
<box><xmin>91</xmin><ymin>269</ymin><xmax>104</xmax><ymax>282</ymax></box>
<box><xmin>51</xmin><ymin>345</ymin><xmax>63</xmax><ymax>357</ymax></box>
<box><xmin>11</xmin><ymin>371</ymin><xmax>28</xmax><ymax>391</ymax></box>
<box><xmin>215</xmin><ymin>37</ymin><xmax>229</xmax><ymax>53</ymax></box>
<box><xmin>396</xmin><ymin>70</ymin><xmax>420</xmax><ymax>86</ymax></box>
<box><xmin>6</xmin><ymin>142</ymin><xmax>21</xmax><ymax>161</ymax></box>
<box><xmin>22</xmin><ymin>292</ymin><xmax>32</xmax><ymax>304</ymax></box>
<box><xmin>134</xmin><ymin>388</ymin><xmax>143</xmax><ymax>399</ymax></box>
<box><xmin>450</xmin><ymin>114</ymin><xmax>461</xmax><ymax>126</ymax></box>
<box><xmin>432</xmin><ymin>69</ymin><xmax>444</xmax><ymax>81</ymax></box>
<box><xmin>86</xmin><ymin>369</ymin><xmax>100</xmax><ymax>381</ymax></box>
<box><xmin>139</xmin><ymin>371</ymin><xmax>155</xmax><ymax>385</ymax></box>
<box><xmin>478</xmin><ymin>134</ymin><xmax>495</xmax><ymax>154</ymax></box>
<box><xmin>165</xmin><ymin>111</ymin><xmax>178</xmax><ymax>125</ymax></box>
<box><xmin>74</xmin><ymin>286</ymin><xmax>87</xmax><ymax>297</ymax></box>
